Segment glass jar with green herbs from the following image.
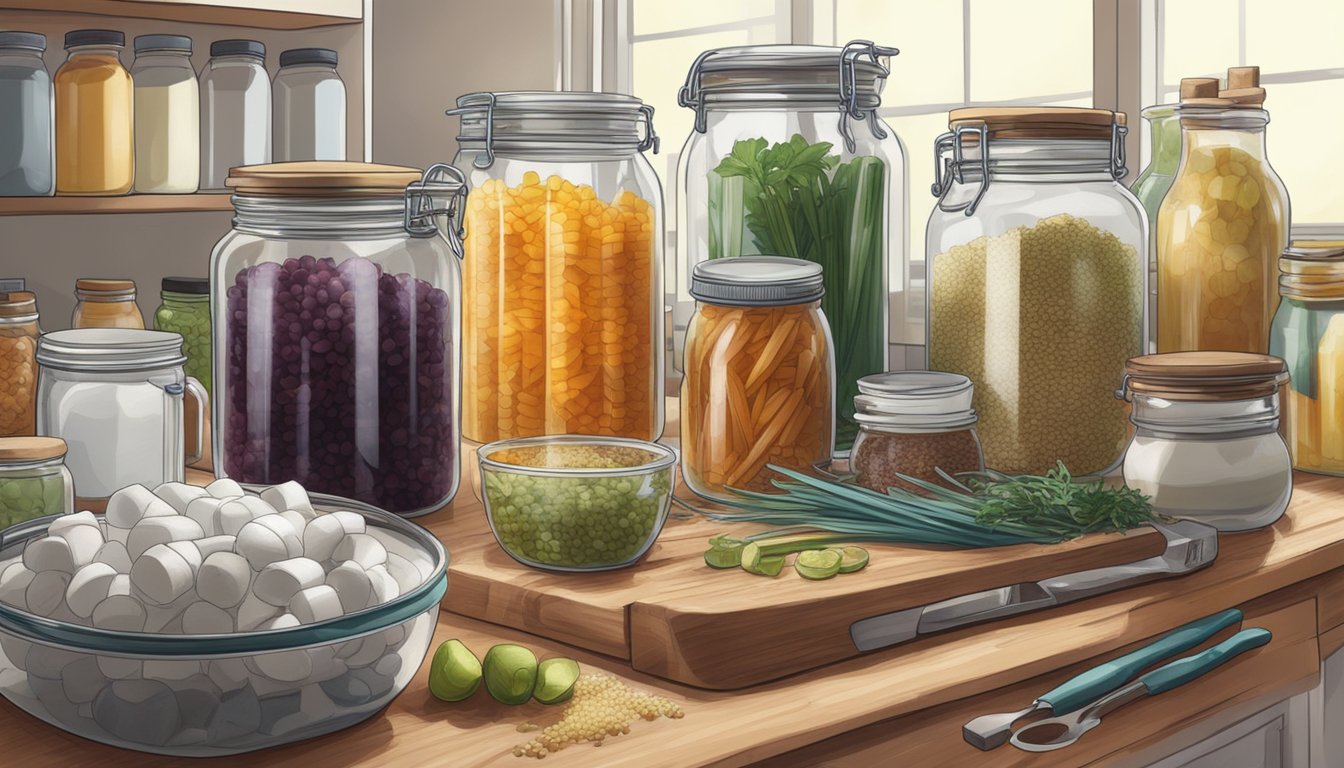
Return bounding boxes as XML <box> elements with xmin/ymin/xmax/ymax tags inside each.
<box><xmin>153</xmin><ymin>276</ymin><xmax>211</xmax><ymax>391</ymax></box>
<box><xmin>0</xmin><ymin>436</ymin><xmax>73</xmax><ymax>528</ymax></box>
<box><xmin>676</xmin><ymin>41</ymin><xmax>907</xmax><ymax>455</ymax></box>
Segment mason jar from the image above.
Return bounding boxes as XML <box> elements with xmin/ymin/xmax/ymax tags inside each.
<box><xmin>675</xmin><ymin>40</ymin><xmax>906</xmax><ymax>454</ymax></box>
<box><xmin>0</xmin><ymin>31</ymin><xmax>53</xmax><ymax>196</ymax></box>
<box><xmin>54</xmin><ymin>30</ymin><xmax>132</xmax><ymax>196</ymax></box>
<box><xmin>926</xmin><ymin>107</ymin><xmax>1146</xmax><ymax>476</ymax></box>
<box><xmin>154</xmin><ymin>276</ymin><xmax>211</xmax><ymax>392</ymax></box>
<box><xmin>36</xmin><ymin>329</ymin><xmax>206</xmax><ymax>500</ymax></box>
<box><xmin>1119</xmin><ymin>351</ymin><xmax>1291</xmax><ymax>532</ymax></box>
<box><xmin>0</xmin><ymin>291</ymin><xmax>39</xmax><ymax>437</ymax></box>
<box><xmin>449</xmin><ymin>91</ymin><xmax>664</xmax><ymax>444</ymax></box>
<box><xmin>849</xmin><ymin>371</ymin><xmax>983</xmax><ymax>494</ymax></box>
<box><xmin>273</xmin><ymin>48</ymin><xmax>345</xmax><ymax>162</ymax></box>
<box><xmin>0</xmin><ymin>437</ymin><xmax>73</xmax><ymax>527</ymax></box>
<box><xmin>71</xmin><ymin>278</ymin><xmax>144</xmax><ymax>329</ymax></box>
<box><xmin>200</xmin><ymin>39</ymin><xmax>270</xmax><ymax>192</ymax></box>
<box><xmin>210</xmin><ymin>161</ymin><xmax>465</xmax><ymax>516</ymax></box>
<box><xmin>131</xmin><ymin>34</ymin><xmax>199</xmax><ymax>194</ymax></box>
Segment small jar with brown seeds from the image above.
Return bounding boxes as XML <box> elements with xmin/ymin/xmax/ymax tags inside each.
<box><xmin>850</xmin><ymin>371</ymin><xmax>984</xmax><ymax>494</ymax></box>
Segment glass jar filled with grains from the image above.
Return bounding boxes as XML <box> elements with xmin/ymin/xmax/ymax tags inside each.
<box><xmin>0</xmin><ymin>437</ymin><xmax>73</xmax><ymax>527</ymax></box>
<box><xmin>71</xmin><ymin>278</ymin><xmax>145</xmax><ymax>329</ymax></box>
<box><xmin>925</xmin><ymin>107</ymin><xmax>1146</xmax><ymax>476</ymax></box>
<box><xmin>1119</xmin><ymin>352</ymin><xmax>1291</xmax><ymax>532</ymax></box>
<box><xmin>1157</xmin><ymin>69</ymin><xmax>1289</xmax><ymax>354</ymax></box>
<box><xmin>0</xmin><ymin>291</ymin><xmax>40</xmax><ymax>437</ymax></box>
<box><xmin>1131</xmin><ymin>103</ymin><xmax>1181</xmax><ymax>352</ymax></box>
<box><xmin>850</xmin><ymin>371</ymin><xmax>983</xmax><ymax>494</ymax></box>
<box><xmin>450</xmin><ymin>91</ymin><xmax>664</xmax><ymax>444</ymax></box>
<box><xmin>54</xmin><ymin>30</ymin><xmax>132</xmax><ymax>196</ymax></box>
<box><xmin>153</xmin><ymin>277</ymin><xmax>211</xmax><ymax>392</ymax></box>
<box><xmin>681</xmin><ymin>257</ymin><xmax>835</xmax><ymax>501</ymax></box>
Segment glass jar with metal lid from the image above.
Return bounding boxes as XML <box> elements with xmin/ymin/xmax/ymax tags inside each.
<box><xmin>210</xmin><ymin>161</ymin><xmax>466</xmax><ymax>516</ymax></box>
<box><xmin>0</xmin><ymin>31</ymin><xmax>53</xmax><ymax>196</ymax></box>
<box><xmin>681</xmin><ymin>256</ymin><xmax>835</xmax><ymax>502</ymax></box>
<box><xmin>1270</xmin><ymin>240</ymin><xmax>1344</xmax><ymax>474</ymax></box>
<box><xmin>131</xmin><ymin>34</ymin><xmax>199</xmax><ymax>194</ymax></box>
<box><xmin>448</xmin><ymin>91</ymin><xmax>664</xmax><ymax>444</ymax></box>
<box><xmin>850</xmin><ymin>371</ymin><xmax>983</xmax><ymax>494</ymax></box>
<box><xmin>71</xmin><ymin>278</ymin><xmax>144</xmax><ymax>329</ymax></box>
<box><xmin>675</xmin><ymin>41</ymin><xmax>905</xmax><ymax>455</ymax></box>
<box><xmin>926</xmin><ymin>106</ymin><xmax>1145</xmax><ymax>476</ymax></box>
<box><xmin>1118</xmin><ymin>351</ymin><xmax>1290</xmax><ymax>532</ymax></box>
<box><xmin>154</xmin><ymin>276</ymin><xmax>211</xmax><ymax>392</ymax></box>
<box><xmin>0</xmin><ymin>291</ymin><xmax>39</xmax><ymax>437</ymax></box>
<box><xmin>0</xmin><ymin>436</ymin><xmax>73</xmax><ymax>527</ymax></box>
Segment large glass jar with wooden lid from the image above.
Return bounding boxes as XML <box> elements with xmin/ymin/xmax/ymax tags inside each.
<box><xmin>925</xmin><ymin>107</ymin><xmax>1145</xmax><ymax>476</ymax></box>
<box><xmin>0</xmin><ymin>291</ymin><xmax>40</xmax><ymax>437</ymax></box>
<box><xmin>71</xmin><ymin>278</ymin><xmax>144</xmax><ymax>329</ymax></box>
<box><xmin>1156</xmin><ymin>68</ymin><xmax>1290</xmax><ymax>354</ymax></box>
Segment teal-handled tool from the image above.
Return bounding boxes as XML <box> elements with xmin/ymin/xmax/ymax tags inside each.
<box><xmin>962</xmin><ymin>607</ymin><xmax>1243</xmax><ymax>750</ymax></box>
<box><xmin>1010</xmin><ymin>627</ymin><xmax>1272</xmax><ymax>752</ymax></box>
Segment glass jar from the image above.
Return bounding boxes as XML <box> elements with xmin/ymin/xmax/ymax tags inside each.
<box><xmin>154</xmin><ymin>276</ymin><xmax>211</xmax><ymax>392</ymax></box>
<box><xmin>676</xmin><ymin>41</ymin><xmax>906</xmax><ymax>454</ymax></box>
<box><xmin>449</xmin><ymin>91</ymin><xmax>664</xmax><ymax>443</ymax></box>
<box><xmin>0</xmin><ymin>31</ymin><xmax>53</xmax><ymax>196</ymax></box>
<box><xmin>36</xmin><ymin>329</ymin><xmax>207</xmax><ymax>500</ymax></box>
<box><xmin>681</xmin><ymin>257</ymin><xmax>834</xmax><ymax>501</ymax></box>
<box><xmin>0</xmin><ymin>437</ymin><xmax>73</xmax><ymax>527</ymax></box>
<box><xmin>1119</xmin><ymin>351</ymin><xmax>1291</xmax><ymax>532</ymax></box>
<box><xmin>1156</xmin><ymin>70</ymin><xmax>1290</xmax><ymax>354</ymax></box>
<box><xmin>1269</xmin><ymin>240</ymin><xmax>1344</xmax><ymax>474</ymax></box>
<box><xmin>71</xmin><ymin>278</ymin><xmax>145</xmax><ymax>329</ymax></box>
<box><xmin>273</xmin><ymin>48</ymin><xmax>345</xmax><ymax>162</ymax></box>
<box><xmin>926</xmin><ymin>107</ymin><xmax>1146</xmax><ymax>476</ymax></box>
<box><xmin>1131</xmin><ymin>103</ymin><xmax>1180</xmax><ymax>352</ymax></box>
<box><xmin>850</xmin><ymin>371</ymin><xmax>983</xmax><ymax>494</ymax></box>
<box><xmin>131</xmin><ymin>34</ymin><xmax>199</xmax><ymax>194</ymax></box>
<box><xmin>210</xmin><ymin>161</ymin><xmax>465</xmax><ymax>516</ymax></box>
<box><xmin>55</xmin><ymin>30</ymin><xmax>132</xmax><ymax>196</ymax></box>
<box><xmin>0</xmin><ymin>291</ymin><xmax>39</xmax><ymax>437</ymax></box>
<box><xmin>200</xmin><ymin>39</ymin><xmax>270</xmax><ymax>192</ymax></box>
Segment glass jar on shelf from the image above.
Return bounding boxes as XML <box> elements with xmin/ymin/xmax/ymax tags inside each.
<box><xmin>1118</xmin><ymin>351</ymin><xmax>1290</xmax><ymax>532</ymax></box>
<box><xmin>1131</xmin><ymin>103</ymin><xmax>1180</xmax><ymax>352</ymax></box>
<box><xmin>210</xmin><ymin>161</ymin><xmax>465</xmax><ymax>517</ymax></box>
<box><xmin>681</xmin><ymin>257</ymin><xmax>834</xmax><ymax>502</ymax></box>
<box><xmin>449</xmin><ymin>91</ymin><xmax>664</xmax><ymax>444</ymax></box>
<box><xmin>1156</xmin><ymin>69</ymin><xmax>1290</xmax><ymax>354</ymax></box>
<box><xmin>201</xmin><ymin>39</ymin><xmax>270</xmax><ymax>192</ymax></box>
<box><xmin>925</xmin><ymin>107</ymin><xmax>1146</xmax><ymax>476</ymax></box>
<box><xmin>0</xmin><ymin>31</ymin><xmax>53</xmax><ymax>196</ymax></box>
<box><xmin>55</xmin><ymin>29</ymin><xmax>132</xmax><ymax>196</ymax></box>
<box><xmin>850</xmin><ymin>371</ymin><xmax>983</xmax><ymax>494</ymax></box>
<box><xmin>0</xmin><ymin>291</ymin><xmax>40</xmax><ymax>437</ymax></box>
<box><xmin>153</xmin><ymin>276</ymin><xmax>211</xmax><ymax>392</ymax></box>
<box><xmin>72</xmin><ymin>278</ymin><xmax>144</xmax><ymax>329</ymax></box>
<box><xmin>273</xmin><ymin>48</ymin><xmax>345</xmax><ymax>162</ymax></box>
<box><xmin>131</xmin><ymin>34</ymin><xmax>199</xmax><ymax>194</ymax></box>
<box><xmin>675</xmin><ymin>41</ymin><xmax>906</xmax><ymax>455</ymax></box>
<box><xmin>0</xmin><ymin>437</ymin><xmax>73</xmax><ymax>527</ymax></box>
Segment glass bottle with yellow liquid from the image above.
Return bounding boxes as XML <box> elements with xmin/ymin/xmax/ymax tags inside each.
<box><xmin>55</xmin><ymin>30</ymin><xmax>133</xmax><ymax>196</ymax></box>
<box><xmin>1156</xmin><ymin>68</ymin><xmax>1289</xmax><ymax>354</ymax></box>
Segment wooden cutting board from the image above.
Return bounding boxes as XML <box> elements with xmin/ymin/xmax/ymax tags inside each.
<box><xmin>420</xmin><ymin>448</ymin><xmax>1170</xmax><ymax>691</ymax></box>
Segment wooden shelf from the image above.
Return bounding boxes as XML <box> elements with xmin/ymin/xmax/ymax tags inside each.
<box><xmin>0</xmin><ymin>194</ymin><xmax>233</xmax><ymax>216</ymax></box>
<box><xmin>0</xmin><ymin>0</ymin><xmax>362</xmax><ymax>29</ymax></box>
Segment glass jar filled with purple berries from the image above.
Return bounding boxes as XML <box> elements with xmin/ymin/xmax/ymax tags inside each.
<box><xmin>209</xmin><ymin>161</ymin><xmax>466</xmax><ymax>516</ymax></box>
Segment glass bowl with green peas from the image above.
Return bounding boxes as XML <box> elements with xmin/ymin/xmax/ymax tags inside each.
<box><xmin>477</xmin><ymin>436</ymin><xmax>677</xmax><ymax>572</ymax></box>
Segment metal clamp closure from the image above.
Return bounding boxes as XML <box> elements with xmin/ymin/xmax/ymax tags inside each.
<box><xmin>837</xmin><ymin>40</ymin><xmax>898</xmax><ymax>153</ymax></box>
<box><xmin>1110</xmin><ymin>115</ymin><xmax>1129</xmax><ymax>181</ymax></box>
<box><xmin>677</xmin><ymin>48</ymin><xmax>719</xmax><ymax>134</ymax></box>
<box><xmin>404</xmin><ymin>163</ymin><xmax>468</xmax><ymax>257</ymax></box>
<box><xmin>638</xmin><ymin>103</ymin><xmax>661</xmax><ymax>154</ymax></box>
<box><xmin>445</xmin><ymin>92</ymin><xmax>497</xmax><ymax>169</ymax></box>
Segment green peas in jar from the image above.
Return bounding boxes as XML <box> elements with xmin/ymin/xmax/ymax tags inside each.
<box><xmin>154</xmin><ymin>277</ymin><xmax>212</xmax><ymax>392</ymax></box>
<box><xmin>0</xmin><ymin>437</ymin><xmax>73</xmax><ymax>528</ymax></box>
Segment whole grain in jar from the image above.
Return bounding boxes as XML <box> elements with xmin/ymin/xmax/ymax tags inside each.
<box><xmin>0</xmin><ymin>291</ymin><xmax>39</xmax><ymax>436</ymax></box>
<box><xmin>849</xmin><ymin>371</ymin><xmax>984</xmax><ymax>493</ymax></box>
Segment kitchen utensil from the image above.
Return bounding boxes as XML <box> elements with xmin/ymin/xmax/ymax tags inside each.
<box><xmin>1010</xmin><ymin>627</ymin><xmax>1272</xmax><ymax>752</ymax></box>
<box><xmin>850</xmin><ymin>519</ymin><xmax>1218</xmax><ymax>653</ymax></box>
<box><xmin>962</xmin><ymin>607</ymin><xmax>1242</xmax><ymax>750</ymax></box>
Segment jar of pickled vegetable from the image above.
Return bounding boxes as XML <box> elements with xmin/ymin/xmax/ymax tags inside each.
<box><xmin>449</xmin><ymin>91</ymin><xmax>664</xmax><ymax>443</ymax></box>
<box><xmin>676</xmin><ymin>41</ymin><xmax>906</xmax><ymax>454</ymax></box>
<box><xmin>926</xmin><ymin>107</ymin><xmax>1146</xmax><ymax>476</ymax></box>
<box><xmin>1131</xmin><ymin>103</ymin><xmax>1180</xmax><ymax>352</ymax></box>
<box><xmin>210</xmin><ymin>161</ymin><xmax>466</xmax><ymax>516</ymax></box>
<box><xmin>1156</xmin><ymin>69</ymin><xmax>1290</xmax><ymax>354</ymax></box>
<box><xmin>0</xmin><ymin>291</ymin><xmax>39</xmax><ymax>437</ymax></box>
<box><xmin>71</xmin><ymin>278</ymin><xmax>144</xmax><ymax>329</ymax></box>
<box><xmin>154</xmin><ymin>276</ymin><xmax>211</xmax><ymax>392</ymax></box>
<box><xmin>0</xmin><ymin>437</ymin><xmax>73</xmax><ymax>527</ymax></box>
<box><xmin>681</xmin><ymin>257</ymin><xmax>834</xmax><ymax>501</ymax></box>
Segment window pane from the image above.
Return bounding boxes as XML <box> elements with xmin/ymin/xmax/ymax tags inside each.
<box><xmin>1264</xmin><ymin>79</ymin><xmax>1344</xmax><ymax>224</ymax></box>
<box><xmin>835</xmin><ymin>0</ymin><xmax>964</xmax><ymax>107</ymax></box>
<box><xmin>1246</xmin><ymin>0</ymin><xmax>1344</xmax><ymax>73</ymax></box>
<box><xmin>968</xmin><ymin>0</ymin><xmax>1092</xmax><ymax>101</ymax></box>
<box><xmin>632</xmin><ymin>0</ymin><xmax>779</xmax><ymax>36</ymax></box>
<box><xmin>1161</xmin><ymin>0</ymin><xmax>1238</xmax><ymax>86</ymax></box>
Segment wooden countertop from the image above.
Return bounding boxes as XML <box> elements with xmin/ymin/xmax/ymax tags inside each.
<box><xmin>5</xmin><ymin>469</ymin><xmax>1344</xmax><ymax>766</ymax></box>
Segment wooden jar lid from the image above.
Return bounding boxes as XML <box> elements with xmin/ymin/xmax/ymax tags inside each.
<box><xmin>0</xmin><ymin>437</ymin><xmax>67</xmax><ymax>462</ymax></box>
<box><xmin>1124</xmin><ymin>352</ymin><xmax>1288</xmax><ymax>401</ymax></box>
<box><xmin>0</xmin><ymin>291</ymin><xmax>37</xmax><ymax>317</ymax></box>
<box><xmin>947</xmin><ymin>106</ymin><xmax>1125</xmax><ymax>139</ymax></box>
<box><xmin>226</xmin><ymin>161</ymin><xmax>424</xmax><ymax>196</ymax></box>
<box><xmin>75</xmin><ymin>278</ymin><xmax>135</xmax><ymax>294</ymax></box>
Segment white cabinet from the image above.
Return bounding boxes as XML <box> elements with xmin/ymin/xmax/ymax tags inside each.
<box><xmin>1142</xmin><ymin>694</ymin><xmax>1309</xmax><ymax>768</ymax></box>
<box><xmin>1309</xmin><ymin>644</ymin><xmax>1344</xmax><ymax>768</ymax></box>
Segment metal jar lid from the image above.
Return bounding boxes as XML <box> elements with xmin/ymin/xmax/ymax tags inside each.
<box><xmin>37</xmin><ymin>328</ymin><xmax>187</xmax><ymax>372</ymax></box>
<box><xmin>64</xmin><ymin>30</ymin><xmax>123</xmax><ymax>49</ymax></box>
<box><xmin>0</xmin><ymin>32</ymin><xmax>45</xmax><ymax>52</ymax></box>
<box><xmin>134</xmin><ymin>35</ymin><xmax>191</xmax><ymax>54</ymax></box>
<box><xmin>690</xmin><ymin>257</ymin><xmax>823</xmax><ymax>306</ymax></box>
<box><xmin>448</xmin><ymin>91</ymin><xmax>658</xmax><ymax>169</ymax></box>
<box><xmin>161</xmin><ymin>276</ymin><xmax>209</xmax><ymax>295</ymax></box>
<box><xmin>279</xmin><ymin>47</ymin><xmax>337</xmax><ymax>68</ymax></box>
<box><xmin>1119</xmin><ymin>352</ymin><xmax>1288</xmax><ymax>402</ymax></box>
<box><xmin>854</xmin><ymin>371</ymin><xmax>977</xmax><ymax>430</ymax></box>
<box><xmin>210</xmin><ymin>39</ymin><xmax>264</xmax><ymax>60</ymax></box>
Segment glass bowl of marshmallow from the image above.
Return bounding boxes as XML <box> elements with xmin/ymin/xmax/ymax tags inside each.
<box><xmin>0</xmin><ymin>478</ymin><xmax>448</xmax><ymax>756</ymax></box>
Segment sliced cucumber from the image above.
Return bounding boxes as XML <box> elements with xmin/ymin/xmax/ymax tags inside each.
<box><xmin>794</xmin><ymin>549</ymin><xmax>842</xmax><ymax>580</ymax></box>
<box><xmin>834</xmin><ymin>546</ymin><xmax>870</xmax><ymax>573</ymax></box>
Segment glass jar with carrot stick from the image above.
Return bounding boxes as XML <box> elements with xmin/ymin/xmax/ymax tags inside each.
<box><xmin>681</xmin><ymin>257</ymin><xmax>835</xmax><ymax>501</ymax></box>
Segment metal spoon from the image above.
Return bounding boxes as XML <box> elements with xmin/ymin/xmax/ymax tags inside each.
<box><xmin>1011</xmin><ymin>628</ymin><xmax>1272</xmax><ymax>752</ymax></box>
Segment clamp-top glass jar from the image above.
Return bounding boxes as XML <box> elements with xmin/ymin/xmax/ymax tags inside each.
<box><xmin>449</xmin><ymin>91</ymin><xmax>664</xmax><ymax>444</ymax></box>
<box><xmin>210</xmin><ymin>161</ymin><xmax>466</xmax><ymax>516</ymax></box>
<box><xmin>926</xmin><ymin>107</ymin><xmax>1146</xmax><ymax>476</ymax></box>
<box><xmin>675</xmin><ymin>41</ymin><xmax>906</xmax><ymax>454</ymax></box>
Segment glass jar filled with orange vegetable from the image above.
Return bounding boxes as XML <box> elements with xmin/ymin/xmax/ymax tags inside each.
<box><xmin>0</xmin><ymin>291</ymin><xmax>40</xmax><ymax>437</ymax></box>
<box><xmin>71</xmin><ymin>278</ymin><xmax>145</xmax><ymax>329</ymax></box>
<box><xmin>55</xmin><ymin>30</ymin><xmax>133</xmax><ymax>195</ymax></box>
<box><xmin>1157</xmin><ymin>68</ymin><xmax>1289</xmax><ymax>354</ymax></box>
<box><xmin>450</xmin><ymin>92</ymin><xmax>664</xmax><ymax>443</ymax></box>
<box><xmin>681</xmin><ymin>257</ymin><xmax>834</xmax><ymax>501</ymax></box>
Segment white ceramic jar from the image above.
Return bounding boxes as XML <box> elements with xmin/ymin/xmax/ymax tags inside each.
<box><xmin>1119</xmin><ymin>351</ymin><xmax>1291</xmax><ymax>532</ymax></box>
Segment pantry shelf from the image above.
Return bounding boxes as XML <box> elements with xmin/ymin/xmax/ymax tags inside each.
<box><xmin>0</xmin><ymin>194</ymin><xmax>233</xmax><ymax>216</ymax></box>
<box><xmin>0</xmin><ymin>0</ymin><xmax>362</xmax><ymax>29</ymax></box>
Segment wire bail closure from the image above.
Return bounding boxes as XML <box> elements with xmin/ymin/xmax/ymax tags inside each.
<box><xmin>445</xmin><ymin>92</ymin><xmax>497</xmax><ymax>169</ymax></box>
<box><xmin>404</xmin><ymin>163</ymin><xmax>468</xmax><ymax>257</ymax></box>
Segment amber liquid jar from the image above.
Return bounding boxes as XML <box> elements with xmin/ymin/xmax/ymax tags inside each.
<box><xmin>71</xmin><ymin>278</ymin><xmax>145</xmax><ymax>329</ymax></box>
<box><xmin>55</xmin><ymin>30</ymin><xmax>133</xmax><ymax>196</ymax></box>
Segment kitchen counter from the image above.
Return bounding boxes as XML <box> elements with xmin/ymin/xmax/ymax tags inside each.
<box><xmin>3</xmin><ymin>468</ymin><xmax>1344</xmax><ymax>766</ymax></box>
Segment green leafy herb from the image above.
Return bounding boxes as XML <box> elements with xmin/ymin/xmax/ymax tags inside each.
<box><xmin>970</xmin><ymin>464</ymin><xmax>1156</xmax><ymax>537</ymax></box>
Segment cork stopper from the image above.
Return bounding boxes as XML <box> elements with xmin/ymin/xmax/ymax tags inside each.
<box><xmin>1227</xmin><ymin>66</ymin><xmax>1260</xmax><ymax>89</ymax></box>
<box><xmin>1180</xmin><ymin>78</ymin><xmax>1219</xmax><ymax>100</ymax></box>
<box><xmin>1180</xmin><ymin>68</ymin><xmax>1266</xmax><ymax>108</ymax></box>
